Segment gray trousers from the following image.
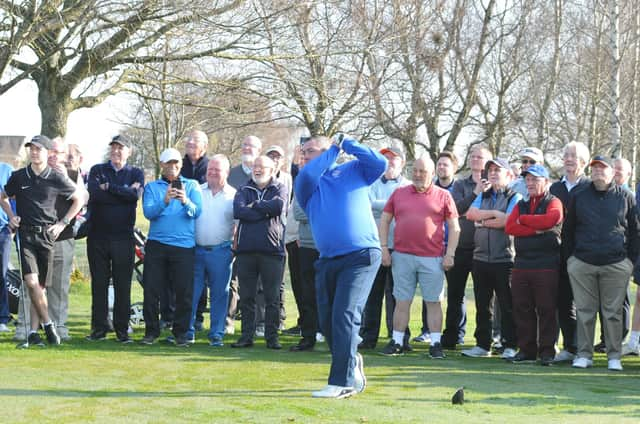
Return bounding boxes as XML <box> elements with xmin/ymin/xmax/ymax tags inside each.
<box><xmin>47</xmin><ymin>239</ymin><xmax>75</xmax><ymax>338</ymax></box>
<box><xmin>567</xmin><ymin>256</ymin><xmax>632</xmax><ymax>360</ymax></box>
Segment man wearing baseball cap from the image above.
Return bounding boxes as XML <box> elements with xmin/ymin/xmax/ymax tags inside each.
<box><xmin>510</xmin><ymin>147</ymin><xmax>544</xmax><ymax>198</ymax></box>
<box><xmin>86</xmin><ymin>134</ymin><xmax>145</xmax><ymax>342</ymax></box>
<box><xmin>359</xmin><ymin>145</ymin><xmax>410</xmax><ymax>351</ymax></box>
<box><xmin>462</xmin><ymin>158</ymin><xmax>522</xmax><ymax>359</ymax></box>
<box><xmin>140</xmin><ymin>148</ymin><xmax>202</xmax><ymax>346</ymax></box>
<box><xmin>505</xmin><ymin>164</ymin><xmax>563</xmax><ymax>365</ymax></box>
<box><xmin>0</xmin><ymin>135</ymin><xmax>86</xmax><ymax>347</ymax></box>
<box><xmin>563</xmin><ymin>155</ymin><xmax>640</xmax><ymax>371</ymax></box>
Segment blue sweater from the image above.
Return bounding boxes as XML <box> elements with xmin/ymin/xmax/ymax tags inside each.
<box><xmin>143</xmin><ymin>176</ymin><xmax>202</xmax><ymax>248</ymax></box>
<box><xmin>295</xmin><ymin>138</ymin><xmax>386</xmax><ymax>258</ymax></box>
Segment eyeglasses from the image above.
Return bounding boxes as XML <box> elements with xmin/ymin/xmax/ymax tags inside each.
<box><xmin>521</xmin><ymin>159</ymin><xmax>536</xmax><ymax>165</ymax></box>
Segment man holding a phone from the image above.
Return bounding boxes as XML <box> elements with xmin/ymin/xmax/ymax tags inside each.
<box><xmin>141</xmin><ymin>148</ymin><xmax>202</xmax><ymax>346</ymax></box>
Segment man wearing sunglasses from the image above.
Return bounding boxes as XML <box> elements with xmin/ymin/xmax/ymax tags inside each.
<box><xmin>509</xmin><ymin>147</ymin><xmax>544</xmax><ymax>199</ymax></box>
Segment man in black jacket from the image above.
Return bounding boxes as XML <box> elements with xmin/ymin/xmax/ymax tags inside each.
<box><xmin>563</xmin><ymin>155</ymin><xmax>640</xmax><ymax>371</ymax></box>
<box><xmin>232</xmin><ymin>155</ymin><xmax>288</xmax><ymax>349</ymax></box>
<box><xmin>86</xmin><ymin>135</ymin><xmax>144</xmax><ymax>342</ymax></box>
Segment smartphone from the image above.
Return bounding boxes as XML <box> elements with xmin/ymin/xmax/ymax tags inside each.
<box><xmin>481</xmin><ymin>169</ymin><xmax>488</xmax><ymax>181</ymax></box>
<box><xmin>299</xmin><ymin>136</ymin><xmax>310</xmax><ymax>145</ymax></box>
<box><xmin>171</xmin><ymin>179</ymin><xmax>182</xmax><ymax>190</ymax></box>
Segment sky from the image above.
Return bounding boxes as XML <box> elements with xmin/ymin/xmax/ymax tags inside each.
<box><xmin>0</xmin><ymin>80</ymin><xmax>125</xmax><ymax>168</ymax></box>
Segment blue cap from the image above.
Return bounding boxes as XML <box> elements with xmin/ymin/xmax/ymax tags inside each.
<box><xmin>521</xmin><ymin>164</ymin><xmax>549</xmax><ymax>179</ymax></box>
<box><xmin>484</xmin><ymin>158</ymin><xmax>510</xmax><ymax>171</ymax></box>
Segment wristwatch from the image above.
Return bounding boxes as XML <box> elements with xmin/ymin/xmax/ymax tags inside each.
<box><xmin>62</xmin><ymin>217</ymin><xmax>71</xmax><ymax>225</ymax></box>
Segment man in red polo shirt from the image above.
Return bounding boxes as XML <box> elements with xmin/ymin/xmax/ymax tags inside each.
<box><xmin>378</xmin><ymin>156</ymin><xmax>460</xmax><ymax>359</ymax></box>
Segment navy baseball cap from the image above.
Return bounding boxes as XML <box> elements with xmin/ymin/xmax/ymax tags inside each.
<box><xmin>589</xmin><ymin>155</ymin><xmax>613</xmax><ymax>168</ymax></box>
<box><xmin>521</xmin><ymin>164</ymin><xmax>549</xmax><ymax>178</ymax></box>
<box><xmin>110</xmin><ymin>134</ymin><xmax>131</xmax><ymax>148</ymax></box>
<box><xmin>484</xmin><ymin>158</ymin><xmax>510</xmax><ymax>171</ymax></box>
<box><xmin>25</xmin><ymin>135</ymin><xmax>53</xmax><ymax>150</ymax></box>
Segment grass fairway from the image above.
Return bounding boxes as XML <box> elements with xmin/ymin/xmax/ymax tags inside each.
<box><xmin>2</xmin><ymin>277</ymin><xmax>640</xmax><ymax>423</ymax></box>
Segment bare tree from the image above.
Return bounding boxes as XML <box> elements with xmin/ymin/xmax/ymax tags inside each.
<box><xmin>1</xmin><ymin>0</ymin><xmax>245</xmax><ymax>138</ymax></box>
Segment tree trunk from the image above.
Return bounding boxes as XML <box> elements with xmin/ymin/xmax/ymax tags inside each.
<box><xmin>36</xmin><ymin>70</ymin><xmax>72</xmax><ymax>138</ymax></box>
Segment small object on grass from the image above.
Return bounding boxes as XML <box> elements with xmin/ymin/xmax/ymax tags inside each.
<box><xmin>452</xmin><ymin>387</ymin><xmax>465</xmax><ymax>405</ymax></box>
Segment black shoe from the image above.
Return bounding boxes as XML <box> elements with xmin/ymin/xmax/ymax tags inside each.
<box><xmin>379</xmin><ymin>340</ymin><xmax>404</xmax><ymax>356</ymax></box>
<box><xmin>403</xmin><ymin>343</ymin><xmax>413</xmax><ymax>353</ymax></box>
<box><xmin>175</xmin><ymin>337</ymin><xmax>191</xmax><ymax>347</ymax></box>
<box><xmin>27</xmin><ymin>332</ymin><xmax>46</xmax><ymax>348</ymax></box>
<box><xmin>116</xmin><ymin>333</ymin><xmax>133</xmax><ymax>344</ymax></box>
<box><xmin>282</xmin><ymin>325</ymin><xmax>302</xmax><ymax>336</ymax></box>
<box><xmin>231</xmin><ymin>338</ymin><xmax>254</xmax><ymax>348</ymax></box>
<box><xmin>86</xmin><ymin>331</ymin><xmax>108</xmax><ymax>341</ymax></box>
<box><xmin>358</xmin><ymin>340</ymin><xmax>376</xmax><ymax>350</ymax></box>
<box><xmin>594</xmin><ymin>341</ymin><xmax>607</xmax><ymax>353</ymax></box>
<box><xmin>44</xmin><ymin>323</ymin><xmax>61</xmax><ymax>345</ymax></box>
<box><xmin>140</xmin><ymin>335</ymin><xmax>157</xmax><ymax>345</ymax></box>
<box><xmin>290</xmin><ymin>339</ymin><xmax>315</xmax><ymax>352</ymax></box>
<box><xmin>429</xmin><ymin>342</ymin><xmax>446</xmax><ymax>359</ymax></box>
<box><xmin>509</xmin><ymin>351</ymin><xmax>537</xmax><ymax>363</ymax></box>
<box><xmin>540</xmin><ymin>356</ymin><xmax>554</xmax><ymax>366</ymax></box>
<box><xmin>267</xmin><ymin>339</ymin><xmax>282</xmax><ymax>350</ymax></box>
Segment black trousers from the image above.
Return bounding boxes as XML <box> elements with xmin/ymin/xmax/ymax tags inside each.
<box><xmin>237</xmin><ymin>253</ymin><xmax>285</xmax><ymax>342</ymax></box>
<box><xmin>557</xmin><ymin>265</ymin><xmax>577</xmax><ymax>352</ymax></box>
<box><xmin>87</xmin><ymin>237</ymin><xmax>135</xmax><ymax>336</ymax></box>
<box><xmin>441</xmin><ymin>248</ymin><xmax>473</xmax><ymax>346</ymax></box>
<box><xmin>142</xmin><ymin>240</ymin><xmax>194</xmax><ymax>339</ymax></box>
<box><xmin>360</xmin><ymin>264</ymin><xmax>395</xmax><ymax>345</ymax></box>
<box><xmin>286</xmin><ymin>241</ymin><xmax>303</xmax><ymax>327</ymax></box>
<box><xmin>298</xmin><ymin>247</ymin><xmax>320</xmax><ymax>340</ymax></box>
<box><xmin>471</xmin><ymin>260</ymin><xmax>516</xmax><ymax>350</ymax></box>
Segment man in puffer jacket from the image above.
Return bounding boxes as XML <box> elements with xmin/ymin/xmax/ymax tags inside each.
<box><xmin>232</xmin><ymin>155</ymin><xmax>288</xmax><ymax>350</ymax></box>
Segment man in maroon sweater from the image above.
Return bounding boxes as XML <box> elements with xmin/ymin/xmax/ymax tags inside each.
<box><xmin>505</xmin><ymin>164</ymin><xmax>563</xmax><ymax>365</ymax></box>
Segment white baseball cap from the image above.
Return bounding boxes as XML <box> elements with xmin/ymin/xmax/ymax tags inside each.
<box><xmin>159</xmin><ymin>148</ymin><xmax>182</xmax><ymax>163</ymax></box>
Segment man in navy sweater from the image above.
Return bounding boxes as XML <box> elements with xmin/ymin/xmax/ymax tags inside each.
<box><xmin>86</xmin><ymin>135</ymin><xmax>144</xmax><ymax>342</ymax></box>
<box><xmin>295</xmin><ymin>134</ymin><xmax>385</xmax><ymax>399</ymax></box>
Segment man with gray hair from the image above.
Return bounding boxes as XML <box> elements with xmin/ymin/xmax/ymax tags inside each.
<box><xmin>47</xmin><ymin>137</ymin><xmax>88</xmax><ymax>341</ymax></box>
<box><xmin>187</xmin><ymin>154</ymin><xmax>236</xmax><ymax>347</ymax></box>
<box><xmin>232</xmin><ymin>155</ymin><xmax>288</xmax><ymax>349</ymax></box>
<box><xmin>550</xmin><ymin>141</ymin><xmax>591</xmax><ymax>362</ymax></box>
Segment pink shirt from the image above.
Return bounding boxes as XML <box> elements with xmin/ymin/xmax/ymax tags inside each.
<box><xmin>383</xmin><ymin>184</ymin><xmax>458</xmax><ymax>257</ymax></box>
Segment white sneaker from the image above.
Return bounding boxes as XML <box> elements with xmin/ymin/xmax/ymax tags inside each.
<box><xmin>501</xmin><ymin>348</ymin><xmax>517</xmax><ymax>359</ymax></box>
<box><xmin>0</xmin><ymin>323</ymin><xmax>10</xmax><ymax>333</ymax></box>
<box><xmin>412</xmin><ymin>332</ymin><xmax>431</xmax><ymax>343</ymax></box>
<box><xmin>608</xmin><ymin>359</ymin><xmax>623</xmax><ymax>371</ymax></box>
<box><xmin>554</xmin><ymin>349</ymin><xmax>575</xmax><ymax>362</ymax></box>
<box><xmin>13</xmin><ymin>326</ymin><xmax>27</xmax><ymax>341</ymax></box>
<box><xmin>255</xmin><ymin>325</ymin><xmax>265</xmax><ymax>338</ymax></box>
<box><xmin>316</xmin><ymin>332</ymin><xmax>325</xmax><ymax>343</ymax></box>
<box><xmin>353</xmin><ymin>353</ymin><xmax>366</xmax><ymax>393</ymax></box>
<box><xmin>461</xmin><ymin>346</ymin><xmax>491</xmax><ymax>358</ymax></box>
<box><xmin>571</xmin><ymin>357</ymin><xmax>593</xmax><ymax>369</ymax></box>
<box><xmin>312</xmin><ymin>385</ymin><xmax>356</xmax><ymax>399</ymax></box>
<box><xmin>621</xmin><ymin>343</ymin><xmax>639</xmax><ymax>356</ymax></box>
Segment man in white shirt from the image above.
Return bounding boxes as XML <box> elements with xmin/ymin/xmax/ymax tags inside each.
<box><xmin>187</xmin><ymin>154</ymin><xmax>236</xmax><ymax>346</ymax></box>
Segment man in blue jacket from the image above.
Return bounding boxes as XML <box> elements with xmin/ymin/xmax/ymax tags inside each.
<box><xmin>141</xmin><ymin>148</ymin><xmax>202</xmax><ymax>346</ymax></box>
<box><xmin>232</xmin><ymin>155</ymin><xmax>288</xmax><ymax>350</ymax></box>
<box><xmin>295</xmin><ymin>134</ymin><xmax>385</xmax><ymax>399</ymax></box>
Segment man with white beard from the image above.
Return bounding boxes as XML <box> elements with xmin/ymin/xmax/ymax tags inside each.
<box><xmin>232</xmin><ymin>155</ymin><xmax>288</xmax><ymax>349</ymax></box>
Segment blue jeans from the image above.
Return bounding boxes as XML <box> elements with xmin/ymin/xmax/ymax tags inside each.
<box><xmin>315</xmin><ymin>248</ymin><xmax>381</xmax><ymax>387</ymax></box>
<box><xmin>0</xmin><ymin>227</ymin><xmax>11</xmax><ymax>323</ymax></box>
<box><xmin>188</xmin><ymin>243</ymin><xmax>233</xmax><ymax>340</ymax></box>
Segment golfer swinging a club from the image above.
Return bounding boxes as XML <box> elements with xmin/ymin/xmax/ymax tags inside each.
<box><xmin>0</xmin><ymin>135</ymin><xmax>87</xmax><ymax>347</ymax></box>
